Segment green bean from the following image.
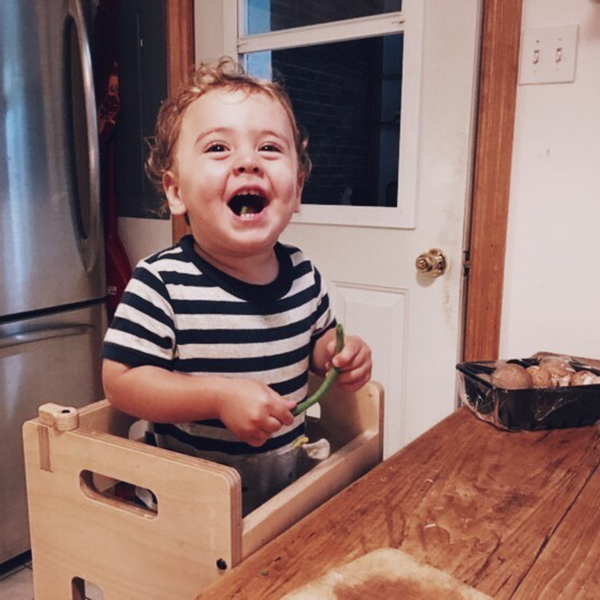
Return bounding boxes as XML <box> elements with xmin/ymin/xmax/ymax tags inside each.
<box><xmin>293</xmin><ymin>323</ymin><xmax>345</xmax><ymax>416</ymax></box>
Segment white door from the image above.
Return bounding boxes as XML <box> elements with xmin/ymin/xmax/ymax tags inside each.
<box><xmin>195</xmin><ymin>0</ymin><xmax>482</xmax><ymax>457</ymax></box>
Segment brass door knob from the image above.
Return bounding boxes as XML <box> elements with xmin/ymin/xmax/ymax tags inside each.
<box><xmin>416</xmin><ymin>248</ymin><xmax>447</xmax><ymax>277</ymax></box>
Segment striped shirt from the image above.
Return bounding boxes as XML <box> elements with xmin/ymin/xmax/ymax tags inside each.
<box><xmin>103</xmin><ymin>235</ymin><xmax>335</xmax><ymax>463</ymax></box>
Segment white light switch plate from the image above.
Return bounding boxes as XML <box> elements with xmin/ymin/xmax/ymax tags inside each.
<box><xmin>519</xmin><ymin>25</ymin><xmax>579</xmax><ymax>85</ymax></box>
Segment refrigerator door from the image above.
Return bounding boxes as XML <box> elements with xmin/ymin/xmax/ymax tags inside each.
<box><xmin>0</xmin><ymin>303</ymin><xmax>106</xmax><ymax>563</ymax></box>
<box><xmin>0</xmin><ymin>0</ymin><xmax>105</xmax><ymax>319</ymax></box>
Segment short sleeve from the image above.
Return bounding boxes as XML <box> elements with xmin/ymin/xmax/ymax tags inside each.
<box><xmin>102</xmin><ymin>261</ymin><xmax>177</xmax><ymax>370</ymax></box>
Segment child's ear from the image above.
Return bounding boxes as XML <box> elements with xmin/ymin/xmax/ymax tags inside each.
<box><xmin>163</xmin><ymin>170</ymin><xmax>187</xmax><ymax>216</ymax></box>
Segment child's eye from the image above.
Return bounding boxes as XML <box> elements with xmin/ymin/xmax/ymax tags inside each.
<box><xmin>260</xmin><ymin>143</ymin><xmax>282</xmax><ymax>153</ymax></box>
<box><xmin>206</xmin><ymin>143</ymin><xmax>228</xmax><ymax>153</ymax></box>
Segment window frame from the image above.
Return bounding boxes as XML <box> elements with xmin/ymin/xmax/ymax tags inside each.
<box><xmin>214</xmin><ymin>0</ymin><xmax>424</xmax><ymax>229</ymax></box>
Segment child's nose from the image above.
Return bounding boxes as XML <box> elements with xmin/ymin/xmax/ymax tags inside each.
<box><xmin>234</xmin><ymin>151</ymin><xmax>261</xmax><ymax>174</ymax></box>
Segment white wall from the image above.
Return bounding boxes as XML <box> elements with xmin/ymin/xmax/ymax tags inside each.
<box><xmin>118</xmin><ymin>217</ymin><xmax>172</xmax><ymax>266</ymax></box>
<box><xmin>500</xmin><ymin>0</ymin><xmax>600</xmax><ymax>359</ymax></box>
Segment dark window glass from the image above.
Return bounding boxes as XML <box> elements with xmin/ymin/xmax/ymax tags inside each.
<box><xmin>114</xmin><ymin>0</ymin><xmax>168</xmax><ymax>219</ymax></box>
<box><xmin>246</xmin><ymin>34</ymin><xmax>403</xmax><ymax>208</ymax></box>
<box><xmin>245</xmin><ymin>0</ymin><xmax>402</xmax><ymax>35</ymax></box>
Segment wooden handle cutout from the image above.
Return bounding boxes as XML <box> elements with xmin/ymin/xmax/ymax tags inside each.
<box><xmin>79</xmin><ymin>470</ymin><xmax>158</xmax><ymax>519</ymax></box>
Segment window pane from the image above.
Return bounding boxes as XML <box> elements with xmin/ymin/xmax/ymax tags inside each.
<box><xmin>244</xmin><ymin>0</ymin><xmax>402</xmax><ymax>35</ymax></box>
<box><xmin>245</xmin><ymin>34</ymin><xmax>403</xmax><ymax>208</ymax></box>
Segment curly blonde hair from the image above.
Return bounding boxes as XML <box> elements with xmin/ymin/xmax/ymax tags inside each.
<box><xmin>145</xmin><ymin>57</ymin><xmax>311</xmax><ymax>200</ymax></box>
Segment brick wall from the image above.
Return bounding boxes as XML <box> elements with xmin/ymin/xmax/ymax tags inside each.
<box><xmin>273</xmin><ymin>38</ymin><xmax>382</xmax><ymax>206</ymax></box>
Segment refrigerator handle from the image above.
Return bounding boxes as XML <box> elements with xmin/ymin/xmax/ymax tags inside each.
<box><xmin>0</xmin><ymin>325</ymin><xmax>94</xmax><ymax>351</ymax></box>
<box><xmin>68</xmin><ymin>0</ymin><xmax>101</xmax><ymax>274</ymax></box>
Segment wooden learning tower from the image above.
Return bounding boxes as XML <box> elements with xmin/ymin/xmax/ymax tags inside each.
<box><xmin>23</xmin><ymin>379</ymin><xmax>383</xmax><ymax>599</ymax></box>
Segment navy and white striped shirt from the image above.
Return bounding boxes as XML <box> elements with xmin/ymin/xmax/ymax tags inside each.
<box><xmin>103</xmin><ymin>235</ymin><xmax>335</xmax><ymax>460</ymax></box>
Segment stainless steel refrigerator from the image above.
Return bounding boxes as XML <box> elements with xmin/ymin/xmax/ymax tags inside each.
<box><xmin>0</xmin><ymin>0</ymin><xmax>106</xmax><ymax>564</ymax></box>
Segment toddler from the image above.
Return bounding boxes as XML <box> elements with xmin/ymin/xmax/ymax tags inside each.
<box><xmin>102</xmin><ymin>58</ymin><xmax>372</xmax><ymax>512</ymax></box>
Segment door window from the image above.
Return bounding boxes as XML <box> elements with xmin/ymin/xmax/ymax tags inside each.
<box><xmin>246</xmin><ymin>34</ymin><xmax>402</xmax><ymax>211</ymax></box>
<box><xmin>221</xmin><ymin>0</ymin><xmax>422</xmax><ymax>227</ymax></box>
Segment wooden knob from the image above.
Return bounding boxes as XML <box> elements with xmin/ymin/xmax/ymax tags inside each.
<box><xmin>38</xmin><ymin>403</ymin><xmax>79</xmax><ymax>431</ymax></box>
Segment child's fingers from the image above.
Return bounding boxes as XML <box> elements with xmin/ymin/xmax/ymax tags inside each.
<box><xmin>261</xmin><ymin>415</ymin><xmax>287</xmax><ymax>434</ymax></box>
<box><xmin>269</xmin><ymin>399</ymin><xmax>296</xmax><ymax>427</ymax></box>
<box><xmin>326</xmin><ymin>339</ymin><xmax>339</xmax><ymax>362</ymax></box>
<box><xmin>246</xmin><ymin>432</ymin><xmax>270</xmax><ymax>447</ymax></box>
<box><xmin>245</xmin><ymin>419</ymin><xmax>281</xmax><ymax>445</ymax></box>
<box><xmin>332</xmin><ymin>338</ymin><xmax>371</xmax><ymax>370</ymax></box>
<box><xmin>245</xmin><ymin>409</ymin><xmax>295</xmax><ymax>446</ymax></box>
<box><xmin>336</xmin><ymin>362</ymin><xmax>372</xmax><ymax>389</ymax></box>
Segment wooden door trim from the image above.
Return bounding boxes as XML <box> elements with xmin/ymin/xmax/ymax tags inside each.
<box><xmin>166</xmin><ymin>0</ymin><xmax>194</xmax><ymax>243</ymax></box>
<box><xmin>463</xmin><ymin>0</ymin><xmax>523</xmax><ymax>361</ymax></box>
<box><xmin>165</xmin><ymin>0</ymin><xmax>523</xmax><ymax>362</ymax></box>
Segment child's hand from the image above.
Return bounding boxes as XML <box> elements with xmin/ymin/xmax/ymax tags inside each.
<box><xmin>327</xmin><ymin>332</ymin><xmax>372</xmax><ymax>393</ymax></box>
<box><xmin>218</xmin><ymin>380</ymin><xmax>296</xmax><ymax>447</ymax></box>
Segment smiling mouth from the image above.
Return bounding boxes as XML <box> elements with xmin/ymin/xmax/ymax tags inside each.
<box><xmin>228</xmin><ymin>193</ymin><xmax>267</xmax><ymax>218</ymax></box>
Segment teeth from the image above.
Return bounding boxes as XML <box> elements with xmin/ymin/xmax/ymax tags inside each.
<box><xmin>230</xmin><ymin>192</ymin><xmax>266</xmax><ymax>219</ymax></box>
<box><xmin>239</xmin><ymin>205</ymin><xmax>256</xmax><ymax>219</ymax></box>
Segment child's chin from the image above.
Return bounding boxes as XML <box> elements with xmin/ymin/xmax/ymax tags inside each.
<box><xmin>235</xmin><ymin>232</ymin><xmax>280</xmax><ymax>252</ymax></box>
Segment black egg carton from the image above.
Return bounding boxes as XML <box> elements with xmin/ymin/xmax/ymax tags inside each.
<box><xmin>456</xmin><ymin>358</ymin><xmax>600</xmax><ymax>431</ymax></box>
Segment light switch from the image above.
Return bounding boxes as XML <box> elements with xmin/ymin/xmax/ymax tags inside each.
<box><xmin>519</xmin><ymin>25</ymin><xmax>579</xmax><ymax>85</ymax></box>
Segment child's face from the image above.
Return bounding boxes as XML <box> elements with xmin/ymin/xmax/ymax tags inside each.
<box><xmin>164</xmin><ymin>88</ymin><xmax>304</xmax><ymax>263</ymax></box>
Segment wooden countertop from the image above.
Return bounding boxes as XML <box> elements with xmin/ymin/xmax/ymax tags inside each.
<box><xmin>198</xmin><ymin>407</ymin><xmax>600</xmax><ymax>599</ymax></box>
